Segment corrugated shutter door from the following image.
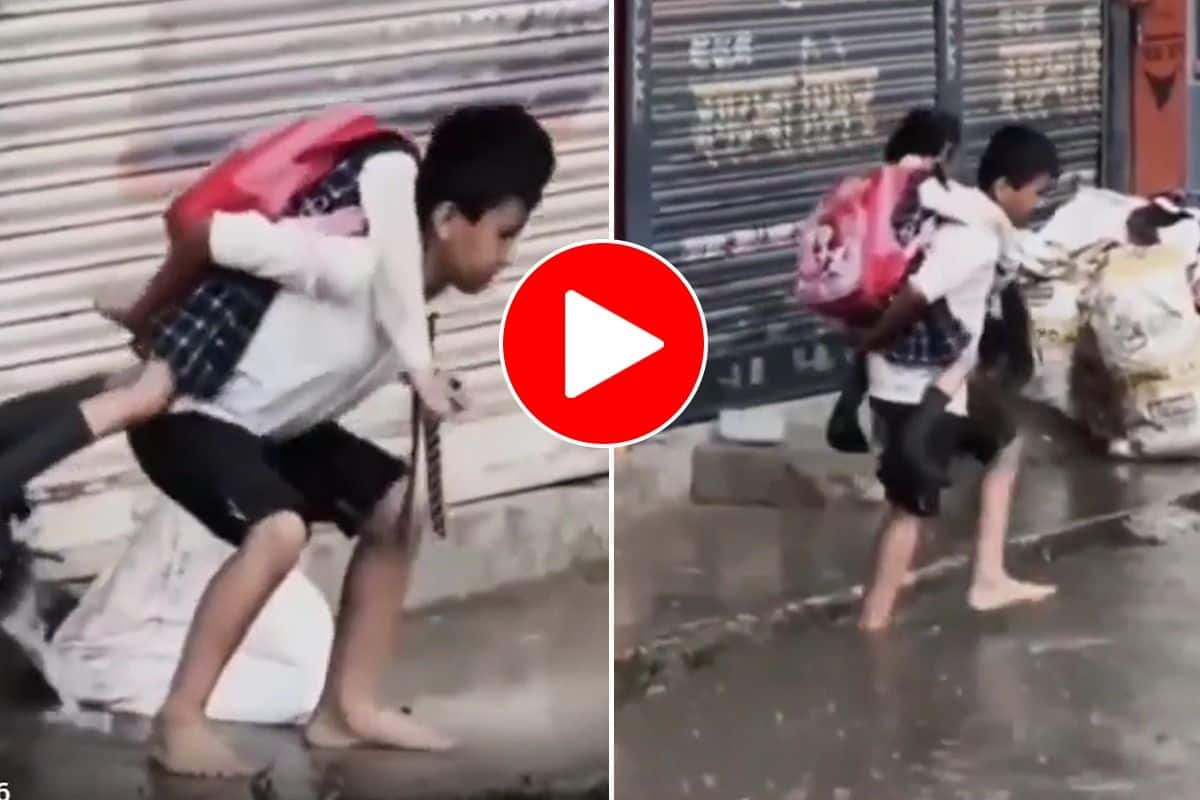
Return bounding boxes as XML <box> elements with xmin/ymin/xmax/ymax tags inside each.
<box><xmin>960</xmin><ymin>0</ymin><xmax>1104</xmax><ymax>199</ymax></box>
<box><xmin>642</xmin><ymin>0</ymin><xmax>938</xmax><ymax>419</ymax></box>
<box><xmin>0</xmin><ymin>0</ymin><xmax>608</xmax><ymax>555</ymax></box>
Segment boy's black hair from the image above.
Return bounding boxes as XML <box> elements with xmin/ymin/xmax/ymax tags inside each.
<box><xmin>883</xmin><ymin>108</ymin><xmax>962</xmax><ymax>164</ymax></box>
<box><xmin>415</xmin><ymin>104</ymin><xmax>555</xmax><ymax>228</ymax></box>
<box><xmin>976</xmin><ymin>125</ymin><xmax>1060</xmax><ymax>194</ymax></box>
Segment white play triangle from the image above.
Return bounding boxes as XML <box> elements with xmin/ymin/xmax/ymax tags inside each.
<box><xmin>564</xmin><ymin>290</ymin><xmax>664</xmax><ymax>399</ymax></box>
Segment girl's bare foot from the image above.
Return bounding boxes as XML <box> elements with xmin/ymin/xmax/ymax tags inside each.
<box><xmin>149</xmin><ymin>713</ymin><xmax>257</xmax><ymax>778</ymax></box>
<box><xmin>968</xmin><ymin>576</ymin><xmax>1057</xmax><ymax>612</ymax></box>
<box><xmin>305</xmin><ymin>705</ymin><xmax>456</xmax><ymax>752</ymax></box>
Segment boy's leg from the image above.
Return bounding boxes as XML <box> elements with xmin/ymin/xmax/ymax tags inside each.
<box><xmin>153</xmin><ymin>510</ymin><xmax>307</xmax><ymax>776</ymax></box>
<box><xmin>859</xmin><ymin>400</ymin><xmax>951</xmax><ymax>631</ymax></box>
<box><xmin>967</xmin><ymin>435</ymin><xmax>1056</xmax><ymax>611</ymax></box>
<box><xmin>260</xmin><ymin>422</ymin><xmax>453</xmax><ymax>751</ymax></box>
<box><xmin>127</xmin><ymin>412</ymin><xmax>312</xmax><ymax>777</ymax></box>
<box><xmin>305</xmin><ymin>480</ymin><xmax>454</xmax><ymax>751</ymax></box>
<box><xmin>859</xmin><ymin>507</ymin><xmax>922</xmax><ymax>631</ymax></box>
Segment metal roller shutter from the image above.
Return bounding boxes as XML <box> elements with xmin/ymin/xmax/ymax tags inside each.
<box><xmin>629</xmin><ymin>0</ymin><xmax>938</xmax><ymax>420</ymax></box>
<box><xmin>0</xmin><ymin>0</ymin><xmax>609</xmax><ymax>558</ymax></box>
<box><xmin>620</xmin><ymin>0</ymin><xmax>1110</xmax><ymax>421</ymax></box>
<box><xmin>958</xmin><ymin>0</ymin><xmax>1104</xmax><ymax>200</ymax></box>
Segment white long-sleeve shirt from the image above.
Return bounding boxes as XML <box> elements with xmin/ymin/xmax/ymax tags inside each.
<box><xmin>359</xmin><ymin>152</ymin><xmax>433</xmax><ymax>373</ymax></box>
<box><xmin>867</xmin><ymin>180</ymin><xmax>1012</xmax><ymax>416</ymax></box>
<box><xmin>170</xmin><ymin>156</ymin><xmax>429</xmax><ymax>438</ymax></box>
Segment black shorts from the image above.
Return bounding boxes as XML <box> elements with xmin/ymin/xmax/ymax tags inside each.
<box><xmin>871</xmin><ymin>390</ymin><xmax>1016</xmax><ymax>519</ymax></box>
<box><xmin>127</xmin><ymin>412</ymin><xmax>407</xmax><ymax>546</ymax></box>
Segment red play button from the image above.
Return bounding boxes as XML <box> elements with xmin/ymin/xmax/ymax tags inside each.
<box><xmin>500</xmin><ymin>240</ymin><xmax>708</xmax><ymax>447</ymax></box>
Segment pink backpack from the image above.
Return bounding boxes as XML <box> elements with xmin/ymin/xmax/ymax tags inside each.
<box><xmin>164</xmin><ymin>105</ymin><xmax>413</xmax><ymax>237</ymax></box>
<box><xmin>795</xmin><ymin>159</ymin><xmax>937</xmax><ymax>325</ymax></box>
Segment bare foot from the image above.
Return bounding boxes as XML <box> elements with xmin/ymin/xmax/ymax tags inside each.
<box><xmin>305</xmin><ymin>706</ymin><xmax>456</xmax><ymax>752</ymax></box>
<box><xmin>968</xmin><ymin>576</ymin><xmax>1057</xmax><ymax>612</ymax></box>
<box><xmin>149</xmin><ymin>714</ymin><xmax>257</xmax><ymax>778</ymax></box>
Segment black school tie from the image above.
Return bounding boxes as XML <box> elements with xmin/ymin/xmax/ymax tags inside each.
<box><xmin>403</xmin><ymin>313</ymin><xmax>447</xmax><ymax>540</ymax></box>
<box><xmin>423</xmin><ymin>312</ymin><xmax>447</xmax><ymax>539</ymax></box>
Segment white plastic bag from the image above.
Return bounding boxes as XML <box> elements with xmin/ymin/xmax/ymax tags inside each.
<box><xmin>46</xmin><ymin>497</ymin><xmax>333</xmax><ymax>724</ymax></box>
<box><xmin>1077</xmin><ymin>243</ymin><xmax>1200</xmax><ymax>458</ymax></box>
<box><xmin>1037</xmin><ymin>187</ymin><xmax>1145</xmax><ymax>253</ymax></box>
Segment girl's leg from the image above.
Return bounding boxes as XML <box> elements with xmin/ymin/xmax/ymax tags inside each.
<box><xmin>0</xmin><ymin>374</ymin><xmax>111</xmax><ymax>446</ymax></box>
<box><xmin>901</xmin><ymin>351</ymin><xmax>976</xmax><ymax>487</ymax></box>
<box><xmin>0</xmin><ymin>361</ymin><xmax>173</xmax><ymax>505</ymax></box>
<box><xmin>826</xmin><ymin>351</ymin><xmax>870</xmax><ymax>453</ymax></box>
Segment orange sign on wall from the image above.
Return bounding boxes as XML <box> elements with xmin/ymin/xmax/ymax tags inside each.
<box><xmin>1132</xmin><ymin>0</ymin><xmax>1189</xmax><ymax>194</ymax></box>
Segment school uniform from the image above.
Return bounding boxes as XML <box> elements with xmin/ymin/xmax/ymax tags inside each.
<box><xmin>130</xmin><ymin>140</ymin><xmax>430</xmax><ymax>546</ymax></box>
<box><xmin>869</xmin><ymin>179</ymin><xmax>1017</xmax><ymax>518</ymax></box>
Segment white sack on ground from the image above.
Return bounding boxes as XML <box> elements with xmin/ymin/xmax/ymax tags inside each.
<box><xmin>42</xmin><ymin>497</ymin><xmax>333</xmax><ymax>724</ymax></box>
<box><xmin>1017</xmin><ymin>188</ymin><xmax>1200</xmax><ymax>458</ymax></box>
<box><xmin>1081</xmin><ymin>244</ymin><xmax>1200</xmax><ymax>458</ymax></box>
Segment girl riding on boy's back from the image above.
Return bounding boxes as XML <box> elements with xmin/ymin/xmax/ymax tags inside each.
<box><xmin>805</xmin><ymin>107</ymin><xmax>982</xmax><ymax>472</ymax></box>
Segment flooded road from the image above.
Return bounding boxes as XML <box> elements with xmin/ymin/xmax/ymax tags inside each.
<box><xmin>617</xmin><ymin>504</ymin><xmax>1200</xmax><ymax>799</ymax></box>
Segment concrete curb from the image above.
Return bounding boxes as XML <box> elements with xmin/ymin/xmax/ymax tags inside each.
<box><xmin>615</xmin><ymin>489</ymin><xmax>1200</xmax><ymax>708</ymax></box>
<box><xmin>249</xmin><ymin>765</ymin><xmax>608</xmax><ymax>800</ymax></box>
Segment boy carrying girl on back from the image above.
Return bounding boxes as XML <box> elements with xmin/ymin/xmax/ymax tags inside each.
<box><xmin>0</xmin><ymin>104</ymin><xmax>467</xmax><ymax>534</ymax></box>
<box><xmin>854</xmin><ymin>125</ymin><xmax>1062</xmax><ymax>631</ymax></box>
<box><xmin>824</xmin><ymin>107</ymin><xmax>975</xmax><ymax>457</ymax></box>
<box><xmin>0</xmin><ymin>103</ymin><xmax>556</xmax><ymax>777</ymax></box>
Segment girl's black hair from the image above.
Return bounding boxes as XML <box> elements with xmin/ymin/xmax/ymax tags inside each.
<box><xmin>883</xmin><ymin>108</ymin><xmax>962</xmax><ymax>164</ymax></box>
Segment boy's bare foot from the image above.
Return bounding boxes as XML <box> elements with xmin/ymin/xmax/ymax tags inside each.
<box><xmin>305</xmin><ymin>705</ymin><xmax>456</xmax><ymax>752</ymax></box>
<box><xmin>968</xmin><ymin>576</ymin><xmax>1057</xmax><ymax>612</ymax></box>
<box><xmin>149</xmin><ymin>714</ymin><xmax>257</xmax><ymax>778</ymax></box>
<box><xmin>858</xmin><ymin>614</ymin><xmax>890</xmax><ymax>633</ymax></box>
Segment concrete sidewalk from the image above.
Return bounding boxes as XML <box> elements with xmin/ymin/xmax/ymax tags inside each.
<box><xmin>615</xmin><ymin>397</ymin><xmax>1200</xmax><ymax>700</ymax></box>
<box><xmin>0</xmin><ymin>567</ymin><xmax>608</xmax><ymax>800</ymax></box>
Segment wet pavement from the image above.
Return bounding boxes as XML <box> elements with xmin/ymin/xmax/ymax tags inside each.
<box><xmin>0</xmin><ymin>567</ymin><xmax>608</xmax><ymax>800</ymax></box>
<box><xmin>615</xmin><ymin>403</ymin><xmax>1200</xmax><ymax>658</ymax></box>
<box><xmin>616</xmin><ymin>502</ymin><xmax>1200</xmax><ymax>799</ymax></box>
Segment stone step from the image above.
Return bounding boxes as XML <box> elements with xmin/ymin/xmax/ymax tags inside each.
<box><xmin>690</xmin><ymin>440</ymin><xmax>883</xmax><ymax>509</ymax></box>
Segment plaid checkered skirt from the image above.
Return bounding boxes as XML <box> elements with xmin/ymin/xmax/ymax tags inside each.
<box><xmin>146</xmin><ymin>135</ymin><xmax>416</xmax><ymax>399</ymax></box>
<box><xmin>146</xmin><ymin>269</ymin><xmax>278</xmax><ymax>399</ymax></box>
<box><xmin>881</xmin><ymin>298</ymin><xmax>973</xmax><ymax>368</ymax></box>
